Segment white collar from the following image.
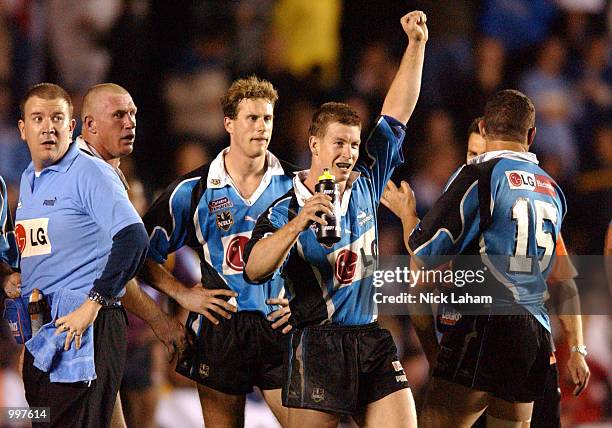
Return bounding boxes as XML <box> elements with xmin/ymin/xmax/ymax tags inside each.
<box><xmin>468</xmin><ymin>150</ymin><xmax>539</xmax><ymax>166</ymax></box>
<box><xmin>206</xmin><ymin>147</ymin><xmax>285</xmax><ymax>205</ymax></box>
<box><xmin>76</xmin><ymin>135</ymin><xmax>130</xmax><ymax>190</ymax></box>
<box><xmin>292</xmin><ymin>170</ymin><xmax>360</xmax><ymax>216</ymax></box>
<box><xmin>76</xmin><ymin>135</ymin><xmax>103</xmax><ymax>159</ymax></box>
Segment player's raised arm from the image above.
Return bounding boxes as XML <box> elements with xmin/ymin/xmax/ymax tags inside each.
<box><xmin>380</xmin><ymin>10</ymin><xmax>428</xmax><ymax>124</ymax></box>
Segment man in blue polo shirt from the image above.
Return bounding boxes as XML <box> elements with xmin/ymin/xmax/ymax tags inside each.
<box><xmin>15</xmin><ymin>83</ymin><xmax>148</xmax><ymax>427</ymax></box>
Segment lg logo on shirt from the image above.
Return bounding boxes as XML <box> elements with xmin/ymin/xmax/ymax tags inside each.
<box><xmin>221</xmin><ymin>232</ymin><xmax>252</xmax><ymax>275</ymax></box>
<box><xmin>15</xmin><ymin>218</ymin><xmax>51</xmax><ymax>258</ymax></box>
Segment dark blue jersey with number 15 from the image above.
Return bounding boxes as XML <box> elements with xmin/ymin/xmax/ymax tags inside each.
<box><xmin>409</xmin><ymin>150</ymin><xmax>566</xmax><ymax>332</ymax></box>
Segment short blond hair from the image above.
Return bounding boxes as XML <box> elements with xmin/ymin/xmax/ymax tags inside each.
<box><xmin>20</xmin><ymin>83</ymin><xmax>73</xmax><ymax>119</ymax></box>
<box><xmin>220</xmin><ymin>76</ymin><xmax>278</xmax><ymax>119</ymax></box>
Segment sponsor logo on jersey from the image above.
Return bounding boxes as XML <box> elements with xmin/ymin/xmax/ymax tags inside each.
<box><xmin>506</xmin><ymin>171</ymin><xmax>535</xmax><ymax>190</ymax></box>
<box><xmin>311</xmin><ymin>387</ymin><xmax>325</xmax><ymax>403</ymax></box>
<box><xmin>208</xmin><ymin>197</ymin><xmax>233</xmax><ymax>213</ymax></box>
<box><xmin>357</xmin><ymin>210</ymin><xmax>373</xmax><ymax>226</ymax></box>
<box><xmin>335</xmin><ymin>249</ymin><xmax>358</xmax><ymax>285</ymax></box>
<box><xmin>328</xmin><ymin>227</ymin><xmax>376</xmax><ymax>289</ymax></box>
<box><xmin>221</xmin><ymin>232</ymin><xmax>252</xmax><ymax>275</ymax></box>
<box><xmin>15</xmin><ymin>218</ymin><xmax>51</xmax><ymax>258</ymax></box>
<box><xmin>43</xmin><ymin>197</ymin><xmax>57</xmax><ymax>206</ymax></box>
<box><xmin>216</xmin><ymin>210</ymin><xmax>234</xmax><ymax>231</ymax></box>
<box><xmin>439</xmin><ymin>306</ymin><xmax>462</xmax><ymax>326</ymax></box>
<box><xmin>17</xmin><ymin>200</ymin><xmax>22</xmax><ymax>209</ymax></box>
<box><xmin>505</xmin><ymin>171</ymin><xmax>556</xmax><ymax>196</ymax></box>
<box><xmin>533</xmin><ymin>175</ymin><xmax>556</xmax><ymax>196</ymax></box>
<box><xmin>392</xmin><ymin>360</ymin><xmax>403</xmax><ymax>372</ymax></box>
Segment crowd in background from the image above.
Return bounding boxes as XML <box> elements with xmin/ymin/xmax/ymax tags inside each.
<box><xmin>0</xmin><ymin>0</ymin><xmax>610</xmax><ymax>426</ymax></box>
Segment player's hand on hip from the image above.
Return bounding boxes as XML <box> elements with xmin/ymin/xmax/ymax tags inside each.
<box><xmin>2</xmin><ymin>272</ymin><xmax>21</xmax><ymax>298</ymax></box>
<box><xmin>178</xmin><ymin>283</ymin><xmax>238</xmax><ymax>325</ymax></box>
<box><xmin>55</xmin><ymin>299</ymin><xmax>101</xmax><ymax>350</ymax></box>
<box><xmin>292</xmin><ymin>193</ymin><xmax>334</xmax><ymax>232</ymax></box>
<box><xmin>266</xmin><ymin>298</ymin><xmax>292</xmax><ymax>334</ymax></box>
<box><xmin>401</xmin><ymin>10</ymin><xmax>428</xmax><ymax>43</ymax></box>
<box><xmin>149</xmin><ymin>312</ymin><xmax>188</xmax><ymax>359</ymax></box>
<box><xmin>568</xmin><ymin>352</ymin><xmax>590</xmax><ymax>396</ymax></box>
<box><xmin>381</xmin><ymin>180</ymin><xmax>417</xmax><ymax>220</ymax></box>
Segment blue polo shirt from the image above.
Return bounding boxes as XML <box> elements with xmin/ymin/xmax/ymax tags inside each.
<box><xmin>15</xmin><ymin>141</ymin><xmax>142</xmax><ymax>299</ymax></box>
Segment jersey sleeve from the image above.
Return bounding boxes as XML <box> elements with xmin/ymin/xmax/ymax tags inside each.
<box><xmin>355</xmin><ymin>115</ymin><xmax>406</xmax><ymax>203</ymax></box>
<box><xmin>0</xmin><ymin>176</ymin><xmax>18</xmax><ymax>269</ymax></box>
<box><xmin>78</xmin><ymin>161</ymin><xmax>142</xmax><ymax>238</ymax></box>
<box><xmin>243</xmin><ymin>194</ymin><xmax>294</xmax><ymax>284</ymax></box>
<box><xmin>408</xmin><ymin>166</ymin><xmax>481</xmax><ymax>268</ymax></box>
<box><xmin>143</xmin><ymin>176</ymin><xmax>200</xmax><ymax>263</ymax></box>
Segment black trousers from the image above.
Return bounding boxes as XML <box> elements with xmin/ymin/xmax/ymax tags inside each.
<box><xmin>23</xmin><ymin>306</ymin><xmax>127</xmax><ymax>428</ymax></box>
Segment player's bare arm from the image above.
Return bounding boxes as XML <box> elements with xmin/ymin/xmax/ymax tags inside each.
<box><xmin>139</xmin><ymin>259</ymin><xmax>237</xmax><ymax>325</ymax></box>
<box><xmin>381</xmin><ymin>181</ymin><xmax>441</xmax><ymax>369</ymax></box>
<box><xmin>121</xmin><ymin>279</ymin><xmax>187</xmax><ymax>356</ymax></box>
<box><xmin>380</xmin><ymin>11</ymin><xmax>428</xmax><ymax>124</ymax></box>
<box><xmin>244</xmin><ymin>193</ymin><xmax>333</xmax><ymax>282</ymax></box>
<box><xmin>558</xmin><ymin>312</ymin><xmax>590</xmax><ymax>396</ymax></box>
<box><xmin>381</xmin><ymin>179</ymin><xmax>419</xmax><ymax>250</ymax></box>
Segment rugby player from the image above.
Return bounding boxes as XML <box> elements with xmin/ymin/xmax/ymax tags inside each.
<box><xmin>139</xmin><ymin>76</ymin><xmax>296</xmax><ymax>427</ymax></box>
<box><xmin>383</xmin><ymin>116</ymin><xmax>590</xmax><ymax>427</ymax></box>
<box><xmin>396</xmin><ymin>89</ymin><xmax>587</xmax><ymax>427</ymax></box>
<box><xmin>0</xmin><ymin>174</ymin><xmax>19</xmax><ymax>299</ymax></box>
<box><xmin>244</xmin><ymin>11</ymin><xmax>428</xmax><ymax>428</ymax></box>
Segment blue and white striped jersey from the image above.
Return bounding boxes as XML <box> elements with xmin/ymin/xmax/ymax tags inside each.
<box><xmin>0</xmin><ymin>175</ymin><xmax>18</xmax><ymax>269</ymax></box>
<box><xmin>144</xmin><ymin>148</ymin><xmax>296</xmax><ymax>317</ymax></box>
<box><xmin>244</xmin><ymin>116</ymin><xmax>406</xmax><ymax>327</ymax></box>
<box><xmin>409</xmin><ymin>150</ymin><xmax>567</xmax><ymax>332</ymax></box>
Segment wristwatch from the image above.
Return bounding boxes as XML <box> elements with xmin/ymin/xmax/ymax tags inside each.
<box><xmin>571</xmin><ymin>345</ymin><xmax>588</xmax><ymax>357</ymax></box>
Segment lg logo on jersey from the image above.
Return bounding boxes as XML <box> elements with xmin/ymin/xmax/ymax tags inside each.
<box><xmin>225</xmin><ymin>235</ymin><xmax>250</xmax><ymax>271</ymax></box>
<box><xmin>508</xmin><ymin>172</ymin><xmax>533</xmax><ymax>187</ymax></box>
<box><xmin>221</xmin><ymin>232</ymin><xmax>252</xmax><ymax>275</ymax></box>
<box><xmin>331</xmin><ymin>228</ymin><xmax>377</xmax><ymax>287</ymax></box>
<box><xmin>506</xmin><ymin>170</ymin><xmax>556</xmax><ymax>196</ymax></box>
<box><xmin>335</xmin><ymin>250</ymin><xmax>358</xmax><ymax>285</ymax></box>
<box><xmin>14</xmin><ymin>219</ymin><xmax>52</xmax><ymax>257</ymax></box>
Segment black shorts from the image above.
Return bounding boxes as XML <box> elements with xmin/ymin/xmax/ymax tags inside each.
<box><xmin>176</xmin><ymin>311</ymin><xmax>287</xmax><ymax>395</ymax></box>
<box><xmin>531</xmin><ymin>362</ymin><xmax>561</xmax><ymax>427</ymax></box>
<box><xmin>23</xmin><ymin>305</ymin><xmax>128</xmax><ymax>427</ymax></box>
<box><xmin>434</xmin><ymin>312</ymin><xmax>553</xmax><ymax>403</ymax></box>
<box><xmin>471</xmin><ymin>362</ymin><xmax>560</xmax><ymax>427</ymax></box>
<box><xmin>283</xmin><ymin>322</ymin><xmax>409</xmax><ymax>415</ymax></box>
